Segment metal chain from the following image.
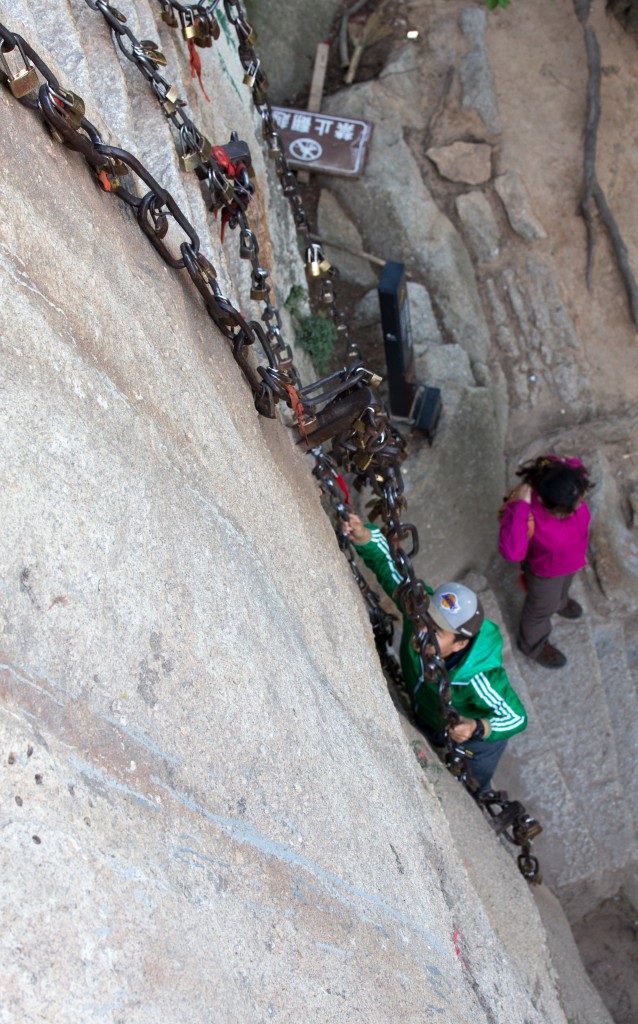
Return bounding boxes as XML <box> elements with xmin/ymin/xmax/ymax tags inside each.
<box><xmin>155</xmin><ymin>0</ymin><xmax>362</xmax><ymax>363</ymax></box>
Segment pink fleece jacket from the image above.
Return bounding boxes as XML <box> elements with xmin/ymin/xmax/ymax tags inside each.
<box><xmin>498</xmin><ymin>462</ymin><xmax>591</xmax><ymax>578</ymax></box>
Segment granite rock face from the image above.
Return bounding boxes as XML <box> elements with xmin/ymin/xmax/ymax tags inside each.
<box><xmin>0</xmin><ymin>2</ymin><xmax>575</xmax><ymax>1023</ymax></box>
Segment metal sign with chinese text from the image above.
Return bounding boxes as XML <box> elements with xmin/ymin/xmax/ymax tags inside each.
<box><xmin>271</xmin><ymin>107</ymin><xmax>373</xmax><ymax>178</ymax></box>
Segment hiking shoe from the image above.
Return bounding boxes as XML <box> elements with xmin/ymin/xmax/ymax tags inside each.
<box><xmin>556</xmin><ymin>598</ymin><xmax>583</xmax><ymax>620</ymax></box>
<box><xmin>534</xmin><ymin>641</ymin><xmax>567</xmax><ymax>669</ymax></box>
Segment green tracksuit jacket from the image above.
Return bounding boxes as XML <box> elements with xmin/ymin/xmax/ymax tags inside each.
<box><xmin>354</xmin><ymin>526</ymin><xmax>527</xmax><ymax>740</ymax></box>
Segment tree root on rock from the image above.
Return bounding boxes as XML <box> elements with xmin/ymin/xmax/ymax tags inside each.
<box><xmin>574</xmin><ymin>0</ymin><xmax>638</xmax><ymax>328</ymax></box>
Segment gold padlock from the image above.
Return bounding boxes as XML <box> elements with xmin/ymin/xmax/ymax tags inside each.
<box><xmin>182</xmin><ymin>15</ymin><xmax>198</xmax><ymax>40</ymax></box>
<box><xmin>220</xmin><ymin>175</ymin><xmax>235</xmax><ymax>203</ymax></box>
<box><xmin>9</xmin><ymin>64</ymin><xmax>39</xmax><ymax>99</ymax></box>
<box><xmin>243</xmin><ymin>60</ymin><xmax>259</xmax><ymax>89</ymax></box>
<box><xmin>54</xmin><ymin>88</ymin><xmax>86</xmax><ymax>129</ymax></box>
<box><xmin>163</xmin><ymin>84</ymin><xmax>182</xmax><ymax>115</ymax></box>
<box><xmin>241</xmin><ymin>24</ymin><xmax>257</xmax><ymax>46</ymax></box>
<box><xmin>109</xmin><ymin>157</ymin><xmax>129</xmax><ymax>177</ymax></box>
<box><xmin>0</xmin><ymin>50</ymin><xmax>39</xmax><ymax>99</ymax></box>
<box><xmin>198</xmin><ymin>135</ymin><xmax>212</xmax><ymax>162</ymax></box>
<box><xmin>179</xmin><ymin>149</ymin><xmax>201</xmax><ymax>172</ymax></box>
<box><xmin>139</xmin><ymin>41</ymin><xmax>167</xmax><ymax>67</ymax></box>
<box><xmin>353</xmin><ymin>450</ymin><xmax>373</xmax><ymax>471</ymax></box>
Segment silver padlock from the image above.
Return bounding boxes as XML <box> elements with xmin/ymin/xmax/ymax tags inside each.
<box><xmin>0</xmin><ymin>49</ymin><xmax>39</xmax><ymax>99</ymax></box>
<box><xmin>239</xmin><ymin>229</ymin><xmax>257</xmax><ymax>259</ymax></box>
<box><xmin>265</xmin><ymin>131</ymin><xmax>280</xmax><ymax>157</ymax></box>
<box><xmin>305</xmin><ymin>244</ymin><xmax>323</xmax><ymax>281</ymax></box>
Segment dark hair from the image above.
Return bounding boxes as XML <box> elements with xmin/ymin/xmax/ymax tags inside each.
<box><xmin>516</xmin><ymin>455</ymin><xmax>592</xmax><ymax>516</ymax></box>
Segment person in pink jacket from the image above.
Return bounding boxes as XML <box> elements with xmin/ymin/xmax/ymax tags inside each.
<box><xmin>498</xmin><ymin>454</ymin><xmax>593</xmax><ymax>669</ymax></box>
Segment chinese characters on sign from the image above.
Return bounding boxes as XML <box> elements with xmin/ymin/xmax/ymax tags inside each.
<box><xmin>271</xmin><ymin>107</ymin><xmax>373</xmax><ymax>178</ymax></box>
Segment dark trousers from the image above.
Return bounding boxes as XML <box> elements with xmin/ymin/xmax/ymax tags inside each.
<box><xmin>419</xmin><ymin>722</ymin><xmax>508</xmax><ymax>796</ymax></box>
<box><xmin>518</xmin><ymin>567</ymin><xmax>575</xmax><ymax>657</ymax></box>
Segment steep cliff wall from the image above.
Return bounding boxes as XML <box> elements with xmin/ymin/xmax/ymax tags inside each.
<box><xmin>0</xmin><ymin>2</ymin><xmax>601</xmax><ymax>1022</ymax></box>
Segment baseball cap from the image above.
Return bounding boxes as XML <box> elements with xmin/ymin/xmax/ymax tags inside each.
<box><xmin>429</xmin><ymin>582</ymin><xmax>484</xmax><ymax>638</ymax></box>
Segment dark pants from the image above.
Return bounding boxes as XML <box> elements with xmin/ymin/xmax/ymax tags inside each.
<box><xmin>517</xmin><ymin>567</ymin><xmax>575</xmax><ymax>658</ymax></box>
<box><xmin>457</xmin><ymin>736</ymin><xmax>509</xmax><ymax>796</ymax></box>
<box><xmin>419</xmin><ymin>722</ymin><xmax>508</xmax><ymax>797</ymax></box>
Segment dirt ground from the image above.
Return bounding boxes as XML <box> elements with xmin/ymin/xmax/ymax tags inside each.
<box><xmin>301</xmin><ymin>1</ymin><xmax>638</xmax><ymax>1020</ymax></box>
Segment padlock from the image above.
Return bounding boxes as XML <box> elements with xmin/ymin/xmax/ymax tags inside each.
<box><xmin>305</xmin><ymin>244</ymin><xmax>327</xmax><ymax>281</ymax></box>
<box><xmin>106</xmin><ymin>156</ymin><xmax>128</xmax><ymax>178</ymax></box>
<box><xmin>321</xmin><ymin>280</ymin><xmax>334</xmax><ymax>305</ymax></box>
<box><xmin>221</xmin><ymin>174</ymin><xmax>235</xmax><ymax>202</ymax></box>
<box><xmin>239</xmin><ymin>229</ymin><xmax>257</xmax><ymax>259</ymax></box>
<box><xmin>250</xmin><ymin>271</ymin><xmax>269</xmax><ymax>301</ymax></box>
<box><xmin>238</xmin><ymin>19</ymin><xmax>257</xmax><ymax>46</ymax></box>
<box><xmin>53</xmin><ymin>88</ymin><xmax>86</xmax><ymax>129</ymax></box>
<box><xmin>194</xmin><ymin>252</ymin><xmax>217</xmax><ymax>284</ymax></box>
<box><xmin>353</xmin><ymin>451</ymin><xmax>373</xmax><ymax>472</ymax></box>
<box><xmin>7</xmin><ymin>65</ymin><xmax>39</xmax><ymax>99</ymax></box>
<box><xmin>195</xmin><ymin>13</ymin><xmax>220</xmax><ymax>45</ymax></box>
<box><xmin>181</xmin><ymin>12</ymin><xmax>198</xmax><ymax>40</ymax></box>
<box><xmin>198</xmin><ymin>135</ymin><xmax>212</xmax><ymax>162</ymax></box>
<box><xmin>0</xmin><ymin>48</ymin><xmax>39</xmax><ymax>99</ymax></box>
<box><xmin>282</xmin><ymin>173</ymin><xmax>297</xmax><ymax>196</ymax></box>
<box><xmin>252</xmin><ymin>79</ymin><xmax>268</xmax><ymax>106</ymax></box>
<box><xmin>161</xmin><ymin>3</ymin><xmax>178</xmax><ymax>28</ymax></box>
<box><xmin>105</xmin><ymin>3</ymin><xmax>127</xmax><ymax>22</ymax></box>
<box><xmin>163</xmin><ymin>84</ymin><xmax>182</xmax><ymax>115</ymax></box>
<box><xmin>179</xmin><ymin>149</ymin><xmax>201</xmax><ymax>172</ymax></box>
<box><xmin>266</xmin><ymin>133</ymin><xmax>281</xmax><ymax>157</ymax></box>
<box><xmin>243</xmin><ymin>60</ymin><xmax>259</xmax><ymax>89</ymax></box>
<box><xmin>138</xmin><ymin>40</ymin><xmax>167</xmax><ymax>67</ymax></box>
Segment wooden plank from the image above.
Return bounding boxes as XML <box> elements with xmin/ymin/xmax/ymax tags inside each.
<box><xmin>307</xmin><ymin>41</ymin><xmax>330</xmax><ymax>112</ymax></box>
<box><xmin>298</xmin><ymin>42</ymin><xmax>330</xmax><ymax>184</ymax></box>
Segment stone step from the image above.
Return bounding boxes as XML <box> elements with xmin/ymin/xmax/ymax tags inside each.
<box><xmin>476</xmin><ymin>588</ymin><xmax>604</xmax><ymax>889</ymax></box>
<box><xmin>478</xmin><ymin>580</ymin><xmax>635</xmax><ymax>892</ymax></box>
<box><xmin>592</xmin><ymin>619</ymin><xmax>638</xmax><ymax>836</ymax></box>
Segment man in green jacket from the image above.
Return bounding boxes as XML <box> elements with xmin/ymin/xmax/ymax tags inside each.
<box><xmin>346</xmin><ymin>514</ymin><xmax>527</xmax><ymax>796</ymax></box>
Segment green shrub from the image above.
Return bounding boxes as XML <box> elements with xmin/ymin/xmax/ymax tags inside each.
<box><xmin>284</xmin><ymin>285</ymin><xmax>337</xmax><ymax>374</ymax></box>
